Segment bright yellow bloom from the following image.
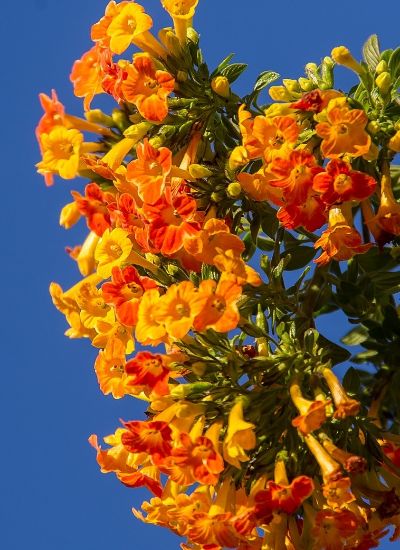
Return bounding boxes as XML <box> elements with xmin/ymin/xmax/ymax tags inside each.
<box><xmin>161</xmin><ymin>0</ymin><xmax>199</xmax><ymax>43</ymax></box>
<box><xmin>136</xmin><ymin>289</ymin><xmax>168</xmax><ymax>346</ymax></box>
<box><xmin>75</xmin><ymin>282</ymin><xmax>112</xmax><ymax>329</ymax></box>
<box><xmin>223</xmin><ymin>400</ymin><xmax>256</xmax><ymax>469</ymax></box>
<box><xmin>211</xmin><ymin>76</ymin><xmax>230</xmax><ymax>98</ymax></box>
<box><xmin>59</xmin><ymin>201</ymin><xmax>81</xmax><ymax>229</ymax></box>
<box><xmin>95</xmin><ymin>228</ymin><xmax>133</xmax><ymax>279</ymax></box>
<box><xmin>36</xmin><ymin>126</ymin><xmax>83</xmax><ymax>180</ymax></box>
<box><xmin>92</xmin><ymin>311</ymin><xmax>134</xmax><ymax>353</ymax></box>
<box><xmin>76</xmin><ymin>231</ymin><xmax>100</xmax><ymax>276</ymax></box>
<box><xmin>331</xmin><ymin>46</ymin><xmax>364</xmax><ymax>74</ymax></box>
<box><xmin>107</xmin><ymin>3</ymin><xmax>153</xmax><ymax>54</ymax></box>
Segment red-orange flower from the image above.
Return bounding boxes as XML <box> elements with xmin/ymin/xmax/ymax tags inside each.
<box><xmin>145</xmin><ymin>189</ymin><xmax>201</xmax><ymax>255</ymax></box>
<box><xmin>122</xmin><ymin>420</ymin><xmax>173</xmax><ymax>457</ymax></box>
<box><xmin>126</xmin><ymin>139</ymin><xmax>172</xmax><ymax>204</ymax></box>
<box><xmin>125</xmin><ymin>351</ymin><xmax>171</xmax><ymax>396</ymax></box>
<box><xmin>71</xmin><ymin>183</ymin><xmax>113</xmax><ymax>236</ymax></box>
<box><xmin>102</xmin><ymin>265</ymin><xmax>157</xmax><ymax>326</ymax></box>
<box><xmin>313</xmin><ymin>159</ymin><xmax>376</xmax><ymax>205</ymax></box>
<box><xmin>121</xmin><ymin>54</ymin><xmax>174</xmax><ymax>122</ymax></box>
<box><xmin>291</xmin><ymin>89</ymin><xmax>343</xmax><ymax>113</ymax></box>
<box><xmin>312</xmin><ymin>509</ymin><xmax>359</xmax><ymax>550</ymax></box>
<box><xmin>254</xmin><ymin>475</ymin><xmax>314</xmax><ymax>518</ymax></box>
<box><xmin>252</xmin><ymin>115</ymin><xmax>300</xmax><ymax>162</ymax></box>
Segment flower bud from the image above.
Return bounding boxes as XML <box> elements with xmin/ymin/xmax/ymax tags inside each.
<box><xmin>211</xmin><ymin>76</ymin><xmax>230</xmax><ymax>98</ymax></box>
<box><xmin>367</xmin><ymin>121</ymin><xmax>381</xmax><ymax>135</ymax></box>
<box><xmin>170</xmin><ymin>382</ymin><xmax>212</xmax><ymax>398</ymax></box>
<box><xmin>331</xmin><ymin>46</ymin><xmax>363</xmax><ymax>74</ymax></box>
<box><xmin>226</xmin><ymin>182</ymin><xmax>242</xmax><ymax>198</ymax></box>
<box><xmin>189</xmin><ymin>164</ymin><xmax>213</xmax><ymax>178</ymax></box>
<box><xmin>376</xmin><ymin>72</ymin><xmax>392</xmax><ymax>95</ymax></box>
<box><xmin>389</xmin><ymin>131</ymin><xmax>400</xmax><ymax>153</ymax></box>
<box><xmin>191</xmin><ymin>361</ymin><xmax>207</xmax><ymax>376</ymax></box>
<box><xmin>321</xmin><ymin>56</ymin><xmax>334</xmax><ymax>88</ymax></box>
<box><xmin>158</xmin><ymin>27</ymin><xmax>181</xmax><ymax>56</ymax></box>
<box><xmin>375</xmin><ymin>59</ymin><xmax>388</xmax><ymax>74</ymax></box>
<box><xmin>123</xmin><ymin>121</ymin><xmax>152</xmax><ymax>141</ymax></box>
<box><xmin>186</xmin><ymin>27</ymin><xmax>199</xmax><ymax>45</ymax></box>
<box><xmin>59</xmin><ymin>202</ymin><xmax>81</xmax><ymax>229</ymax></box>
<box><xmin>283</xmin><ymin>79</ymin><xmax>301</xmax><ymax>93</ymax></box>
<box><xmin>269</xmin><ymin>86</ymin><xmax>292</xmax><ymax>101</ymax></box>
<box><xmin>111</xmin><ymin>109</ymin><xmax>130</xmax><ymax>131</ymax></box>
<box><xmin>228</xmin><ymin>146</ymin><xmax>249</xmax><ymax>170</ymax></box>
<box><xmin>85</xmin><ymin>109</ymin><xmax>114</xmax><ymax>127</ymax></box>
<box><xmin>298</xmin><ymin>77</ymin><xmax>314</xmax><ymax>91</ymax></box>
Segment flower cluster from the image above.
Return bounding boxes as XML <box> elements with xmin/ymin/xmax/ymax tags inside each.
<box><xmin>37</xmin><ymin>2</ymin><xmax>400</xmax><ymax>549</ymax></box>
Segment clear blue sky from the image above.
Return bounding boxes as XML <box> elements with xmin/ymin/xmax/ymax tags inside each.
<box><xmin>2</xmin><ymin>0</ymin><xmax>400</xmax><ymax>548</ymax></box>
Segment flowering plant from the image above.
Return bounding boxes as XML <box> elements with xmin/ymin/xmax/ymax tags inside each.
<box><xmin>37</xmin><ymin>2</ymin><xmax>400</xmax><ymax>548</ymax></box>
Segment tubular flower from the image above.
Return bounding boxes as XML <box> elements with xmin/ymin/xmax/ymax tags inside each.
<box><xmin>121</xmin><ymin>55</ymin><xmax>174</xmax><ymax>122</ymax></box>
<box><xmin>144</xmin><ymin>189</ymin><xmax>201</xmax><ymax>256</ymax></box>
<box><xmin>251</xmin><ymin>115</ymin><xmax>300</xmax><ymax>162</ymax></box>
<box><xmin>135</xmin><ymin>288</ymin><xmax>168</xmax><ymax>346</ymax></box>
<box><xmin>237</xmin><ymin>168</ymin><xmax>284</xmax><ymax>204</ymax></box>
<box><xmin>125</xmin><ymin>351</ymin><xmax>171</xmax><ymax>397</ymax></box>
<box><xmin>102</xmin><ymin>265</ymin><xmax>157</xmax><ymax>326</ymax></box>
<box><xmin>95</xmin><ymin>227</ymin><xmax>134</xmax><ymax>279</ymax></box>
<box><xmin>194</xmin><ymin>273</ymin><xmax>242</xmax><ymax>333</ymax></box>
<box><xmin>122</xmin><ymin>420</ymin><xmax>173</xmax><ymax>457</ymax></box>
<box><xmin>94</xmin><ymin>337</ymin><xmax>129</xmax><ymax>398</ymax></box>
<box><xmin>313</xmin><ymin>159</ymin><xmax>376</xmax><ymax>206</ymax></box>
<box><xmin>290</xmin><ymin>379</ymin><xmax>330</xmax><ymax>435</ymax></box>
<box><xmin>254</xmin><ymin>475</ymin><xmax>314</xmax><ymax>518</ymax></box>
<box><xmin>304</xmin><ymin>433</ymin><xmax>342</xmax><ymax>481</ymax></box>
<box><xmin>372</xmin><ymin>162</ymin><xmax>400</xmax><ymax>237</ymax></box>
<box><xmin>311</xmin><ymin>509</ymin><xmax>359</xmax><ymax>550</ymax></box>
<box><xmin>36</xmin><ymin>126</ymin><xmax>83</xmax><ymax>180</ymax></box>
<box><xmin>314</xmin><ymin>205</ymin><xmax>372</xmax><ymax>265</ymax></box>
<box><xmin>223</xmin><ymin>400</ymin><xmax>256</xmax><ymax>469</ymax></box>
<box><xmin>105</xmin><ymin>2</ymin><xmax>154</xmax><ymax>55</ymax></box>
<box><xmin>322</xmin><ymin>367</ymin><xmax>361</xmax><ymax>419</ymax></box>
<box><xmin>126</xmin><ymin>139</ymin><xmax>173</xmax><ymax>204</ymax></box>
<box><xmin>322</xmin><ymin>476</ymin><xmax>356</xmax><ymax>509</ymax></box>
<box><xmin>70</xmin><ymin>45</ymin><xmax>105</xmax><ymax>111</ymax></box>
<box><xmin>155</xmin><ymin>281</ymin><xmax>207</xmax><ymax>340</ymax></box>
<box><xmin>315</xmin><ymin>97</ymin><xmax>371</xmax><ymax>158</ymax></box>
<box><xmin>161</xmin><ymin>0</ymin><xmax>199</xmax><ymax>44</ymax></box>
<box><xmin>75</xmin><ymin>231</ymin><xmax>101</xmax><ymax>276</ymax></box>
<box><xmin>71</xmin><ymin>183</ymin><xmax>113</xmax><ymax>236</ymax></box>
<box><xmin>320</xmin><ymin>436</ymin><xmax>367</xmax><ymax>474</ymax></box>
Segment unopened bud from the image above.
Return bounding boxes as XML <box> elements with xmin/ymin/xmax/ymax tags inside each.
<box><xmin>145</xmin><ymin>253</ymin><xmax>161</xmax><ymax>266</ymax></box>
<box><xmin>226</xmin><ymin>182</ymin><xmax>242</xmax><ymax>198</ymax></box>
<box><xmin>211</xmin><ymin>76</ymin><xmax>230</xmax><ymax>98</ymax></box>
<box><xmin>186</xmin><ymin>27</ymin><xmax>199</xmax><ymax>45</ymax></box>
<box><xmin>298</xmin><ymin>77</ymin><xmax>314</xmax><ymax>91</ymax></box>
<box><xmin>112</xmin><ymin>109</ymin><xmax>130</xmax><ymax>131</ymax></box>
<box><xmin>376</xmin><ymin>72</ymin><xmax>392</xmax><ymax>95</ymax></box>
<box><xmin>283</xmin><ymin>79</ymin><xmax>301</xmax><ymax>93</ymax></box>
<box><xmin>170</xmin><ymin>382</ymin><xmax>212</xmax><ymax>398</ymax></box>
<box><xmin>192</xmin><ymin>362</ymin><xmax>207</xmax><ymax>376</ymax></box>
<box><xmin>228</xmin><ymin>146</ymin><xmax>249</xmax><ymax>170</ymax></box>
<box><xmin>123</xmin><ymin>121</ymin><xmax>152</xmax><ymax>141</ymax></box>
<box><xmin>389</xmin><ymin>131</ymin><xmax>400</xmax><ymax>153</ymax></box>
<box><xmin>85</xmin><ymin>109</ymin><xmax>114</xmax><ymax>127</ymax></box>
<box><xmin>321</xmin><ymin>56</ymin><xmax>334</xmax><ymax>88</ymax></box>
<box><xmin>375</xmin><ymin>60</ymin><xmax>388</xmax><ymax>74</ymax></box>
<box><xmin>367</xmin><ymin>121</ymin><xmax>381</xmax><ymax>135</ymax></box>
<box><xmin>158</xmin><ymin>27</ymin><xmax>181</xmax><ymax>56</ymax></box>
<box><xmin>331</xmin><ymin>46</ymin><xmax>363</xmax><ymax>75</ymax></box>
<box><xmin>59</xmin><ymin>202</ymin><xmax>81</xmax><ymax>229</ymax></box>
<box><xmin>189</xmin><ymin>164</ymin><xmax>213</xmax><ymax>178</ymax></box>
<box><xmin>148</xmin><ymin>136</ymin><xmax>165</xmax><ymax>148</ymax></box>
<box><xmin>269</xmin><ymin>86</ymin><xmax>292</xmax><ymax>101</ymax></box>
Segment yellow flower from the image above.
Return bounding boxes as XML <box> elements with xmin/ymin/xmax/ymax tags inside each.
<box><xmin>211</xmin><ymin>76</ymin><xmax>230</xmax><ymax>98</ymax></box>
<box><xmin>331</xmin><ymin>46</ymin><xmax>363</xmax><ymax>74</ymax></box>
<box><xmin>59</xmin><ymin>201</ymin><xmax>81</xmax><ymax>229</ymax></box>
<box><xmin>136</xmin><ymin>289</ymin><xmax>168</xmax><ymax>346</ymax></box>
<box><xmin>75</xmin><ymin>282</ymin><xmax>112</xmax><ymax>329</ymax></box>
<box><xmin>223</xmin><ymin>400</ymin><xmax>256</xmax><ymax>469</ymax></box>
<box><xmin>161</xmin><ymin>0</ymin><xmax>199</xmax><ymax>43</ymax></box>
<box><xmin>76</xmin><ymin>231</ymin><xmax>100</xmax><ymax>276</ymax></box>
<box><xmin>107</xmin><ymin>3</ymin><xmax>153</xmax><ymax>54</ymax></box>
<box><xmin>36</xmin><ymin>126</ymin><xmax>83</xmax><ymax>180</ymax></box>
<box><xmin>95</xmin><ymin>228</ymin><xmax>133</xmax><ymax>279</ymax></box>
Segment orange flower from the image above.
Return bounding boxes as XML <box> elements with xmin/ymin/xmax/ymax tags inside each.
<box><xmin>122</xmin><ymin>420</ymin><xmax>173</xmax><ymax>457</ymax></box>
<box><xmin>125</xmin><ymin>351</ymin><xmax>171</xmax><ymax>396</ymax></box>
<box><xmin>94</xmin><ymin>337</ymin><xmax>128</xmax><ymax>398</ymax></box>
<box><xmin>313</xmin><ymin>159</ymin><xmax>376</xmax><ymax>205</ymax></box>
<box><xmin>252</xmin><ymin>115</ymin><xmax>299</xmax><ymax>162</ymax></box>
<box><xmin>290</xmin><ymin>379</ymin><xmax>329</xmax><ymax>435</ymax></box>
<box><xmin>184</xmin><ymin>218</ymin><xmax>244</xmax><ymax>264</ymax></box>
<box><xmin>126</xmin><ymin>139</ymin><xmax>172</xmax><ymax>204</ymax></box>
<box><xmin>95</xmin><ymin>227</ymin><xmax>134</xmax><ymax>279</ymax></box>
<box><xmin>70</xmin><ymin>45</ymin><xmax>105</xmax><ymax>111</ymax></box>
<box><xmin>277</xmin><ymin>191</ymin><xmax>326</xmax><ymax>231</ymax></box>
<box><xmin>121</xmin><ymin>55</ymin><xmax>174</xmax><ymax>122</ymax></box>
<box><xmin>322</xmin><ymin>476</ymin><xmax>356</xmax><ymax>509</ymax></box>
<box><xmin>373</xmin><ymin>162</ymin><xmax>400</xmax><ymax>237</ymax></box>
<box><xmin>194</xmin><ymin>273</ymin><xmax>242</xmax><ymax>333</ymax></box>
<box><xmin>135</xmin><ymin>289</ymin><xmax>168</xmax><ymax>345</ymax></box>
<box><xmin>91</xmin><ymin>1</ymin><xmax>130</xmax><ymax>47</ymax></box>
<box><xmin>36</xmin><ymin>90</ymin><xmax>65</xmax><ymax>144</ymax></box>
<box><xmin>212</xmin><ymin>249</ymin><xmax>262</xmax><ymax>287</ymax></box>
<box><xmin>156</xmin><ymin>281</ymin><xmax>206</xmax><ymax>340</ymax></box>
<box><xmin>312</xmin><ymin>509</ymin><xmax>359</xmax><ymax>549</ymax></box>
<box><xmin>187</xmin><ymin>511</ymin><xmax>239</xmax><ymax>548</ymax></box>
<box><xmin>314</xmin><ymin>205</ymin><xmax>371</xmax><ymax>266</ymax></box>
<box><xmin>322</xmin><ymin>367</ymin><xmax>361</xmax><ymax>419</ymax></box>
<box><xmin>145</xmin><ymin>189</ymin><xmax>201</xmax><ymax>255</ymax></box>
<box><xmin>291</xmin><ymin>89</ymin><xmax>343</xmax><ymax>113</ymax></box>
<box><xmin>315</xmin><ymin>97</ymin><xmax>371</xmax><ymax>158</ymax></box>
<box><xmin>71</xmin><ymin>183</ymin><xmax>113</xmax><ymax>236</ymax></box>
<box><xmin>102</xmin><ymin>265</ymin><xmax>157</xmax><ymax>326</ymax></box>
<box><xmin>254</xmin><ymin>476</ymin><xmax>314</xmax><ymax>517</ymax></box>
<box><xmin>237</xmin><ymin>169</ymin><xmax>284</xmax><ymax>205</ymax></box>
<box><xmin>36</xmin><ymin>126</ymin><xmax>84</xmax><ymax>181</ymax></box>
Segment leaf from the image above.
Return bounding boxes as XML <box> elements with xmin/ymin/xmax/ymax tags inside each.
<box><xmin>253</xmin><ymin>71</ymin><xmax>280</xmax><ymax>92</ymax></box>
<box><xmin>388</xmin><ymin>47</ymin><xmax>400</xmax><ymax>79</ymax></box>
<box><xmin>211</xmin><ymin>53</ymin><xmax>234</xmax><ymax>77</ymax></box>
<box><xmin>362</xmin><ymin>34</ymin><xmax>381</xmax><ymax>71</ymax></box>
<box><xmin>282</xmin><ymin>246</ymin><xmax>316</xmax><ymax>271</ymax></box>
<box><xmin>318</xmin><ymin>334</ymin><xmax>351</xmax><ymax>365</ymax></box>
<box><xmin>257</xmin><ymin>235</ymin><xmax>275</xmax><ymax>251</ymax></box>
<box><xmin>342</xmin><ymin>326</ymin><xmax>369</xmax><ymax>346</ymax></box>
<box><xmin>342</xmin><ymin>367</ymin><xmax>361</xmax><ymax>394</ymax></box>
<box><xmin>221</xmin><ymin>63</ymin><xmax>247</xmax><ymax>83</ymax></box>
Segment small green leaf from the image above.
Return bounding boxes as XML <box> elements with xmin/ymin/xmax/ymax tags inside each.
<box><xmin>221</xmin><ymin>63</ymin><xmax>247</xmax><ymax>83</ymax></box>
<box><xmin>388</xmin><ymin>47</ymin><xmax>400</xmax><ymax>79</ymax></box>
<box><xmin>342</xmin><ymin>326</ymin><xmax>369</xmax><ymax>346</ymax></box>
<box><xmin>253</xmin><ymin>71</ymin><xmax>280</xmax><ymax>92</ymax></box>
<box><xmin>363</xmin><ymin>34</ymin><xmax>381</xmax><ymax>71</ymax></box>
<box><xmin>211</xmin><ymin>53</ymin><xmax>234</xmax><ymax>77</ymax></box>
<box><xmin>282</xmin><ymin>246</ymin><xmax>316</xmax><ymax>271</ymax></box>
<box><xmin>342</xmin><ymin>367</ymin><xmax>361</xmax><ymax>394</ymax></box>
<box><xmin>319</xmin><ymin>334</ymin><xmax>351</xmax><ymax>365</ymax></box>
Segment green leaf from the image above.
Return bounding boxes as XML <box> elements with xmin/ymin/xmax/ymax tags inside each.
<box><xmin>342</xmin><ymin>326</ymin><xmax>369</xmax><ymax>346</ymax></box>
<box><xmin>221</xmin><ymin>63</ymin><xmax>247</xmax><ymax>83</ymax></box>
<box><xmin>257</xmin><ymin>235</ymin><xmax>275</xmax><ymax>251</ymax></box>
<box><xmin>388</xmin><ymin>47</ymin><xmax>400</xmax><ymax>79</ymax></box>
<box><xmin>282</xmin><ymin>246</ymin><xmax>316</xmax><ymax>271</ymax></box>
<box><xmin>211</xmin><ymin>53</ymin><xmax>234</xmax><ymax>77</ymax></box>
<box><xmin>319</xmin><ymin>334</ymin><xmax>351</xmax><ymax>365</ymax></box>
<box><xmin>342</xmin><ymin>367</ymin><xmax>361</xmax><ymax>394</ymax></box>
<box><xmin>253</xmin><ymin>71</ymin><xmax>280</xmax><ymax>92</ymax></box>
<box><xmin>363</xmin><ymin>34</ymin><xmax>381</xmax><ymax>71</ymax></box>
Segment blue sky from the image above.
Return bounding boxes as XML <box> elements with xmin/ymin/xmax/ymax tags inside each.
<box><xmin>2</xmin><ymin>0</ymin><xmax>400</xmax><ymax>548</ymax></box>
